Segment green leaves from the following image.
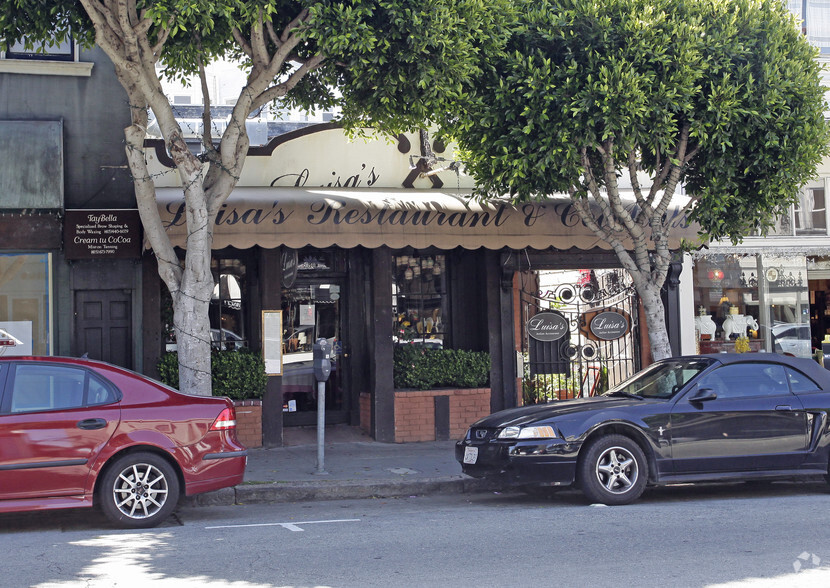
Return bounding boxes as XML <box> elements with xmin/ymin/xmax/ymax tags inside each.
<box><xmin>444</xmin><ymin>0</ymin><xmax>829</xmax><ymax>243</ymax></box>
<box><xmin>393</xmin><ymin>346</ymin><xmax>491</xmax><ymax>390</ymax></box>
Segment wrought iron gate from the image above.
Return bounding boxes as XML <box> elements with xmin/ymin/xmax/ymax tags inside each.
<box><xmin>520</xmin><ymin>270</ymin><xmax>640</xmax><ymax>403</ymax></box>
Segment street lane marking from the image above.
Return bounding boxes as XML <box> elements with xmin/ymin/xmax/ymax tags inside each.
<box><xmin>206</xmin><ymin>518</ymin><xmax>360</xmax><ymax>532</ymax></box>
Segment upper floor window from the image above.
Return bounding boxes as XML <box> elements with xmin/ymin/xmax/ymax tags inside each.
<box><xmin>0</xmin><ymin>35</ymin><xmax>92</xmax><ymax>77</ymax></box>
<box><xmin>795</xmin><ymin>187</ymin><xmax>827</xmax><ymax>235</ymax></box>
<box><xmin>5</xmin><ymin>37</ymin><xmax>74</xmax><ymax>61</ymax></box>
<box><xmin>788</xmin><ymin>0</ymin><xmax>830</xmax><ymax>54</ymax></box>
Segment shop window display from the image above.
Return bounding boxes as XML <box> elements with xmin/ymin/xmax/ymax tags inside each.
<box><xmin>210</xmin><ymin>259</ymin><xmax>247</xmax><ymax>350</ymax></box>
<box><xmin>693</xmin><ymin>255</ymin><xmax>811</xmax><ymax>357</ymax></box>
<box><xmin>0</xmin><ymin>253</ymin><xmax>51</xmax><ymax>356</ymax></box>
<box><xmin>392</xmin><ymin>252</ymin><xmax>449</xmax><ymax>348</ymax></box>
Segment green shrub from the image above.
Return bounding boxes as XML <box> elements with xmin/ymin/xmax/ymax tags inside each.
<box><xmin>156</xmin><ymin>349</ymin><xmax>268</xmax><ymax>400</ymax></box>
<box><xmin>393</xmin><ymin>346</ymin><xmax>490</xmax><ymax>390</ymax></box>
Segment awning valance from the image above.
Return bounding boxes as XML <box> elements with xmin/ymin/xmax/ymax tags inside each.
<box><xmin>155</xmin><ymin>187</ymin><xmax>696</xmax><ymax>251</ymax></box>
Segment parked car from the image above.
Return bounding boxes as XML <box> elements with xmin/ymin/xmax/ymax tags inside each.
<box><xmin>457</xmin><ymin>353</ymin><xmax>830</xmax><ymax>505</ymax></box>
<box><xmin>0</xmin><ymin>356</ymin><xmax>247</xmax><ymax>528</ymax></box>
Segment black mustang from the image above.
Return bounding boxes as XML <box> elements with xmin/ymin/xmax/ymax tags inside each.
<box><xmin>456</xmin><ymin>353</ymin><xmax>830</xmax><ymax>504</ymax></box>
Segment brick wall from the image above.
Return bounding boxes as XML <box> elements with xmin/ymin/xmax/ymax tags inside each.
<box><xmin>234</xmin><ymin>400</ymin><xmax>262</xmax><ymax>448</ymax></box>
<box><xmin>394</xmin><ymin>388</ymin><xmax>490</xmax><ymax>443</ymax></box>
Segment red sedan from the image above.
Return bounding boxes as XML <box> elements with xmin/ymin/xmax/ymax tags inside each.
<box><xmin>0</xmin><ymin>356</ymin><xmax>247</xmax><ymax>528</ymax></box>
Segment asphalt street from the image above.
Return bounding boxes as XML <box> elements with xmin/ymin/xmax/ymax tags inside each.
<box><xmin>2</xmin><ymin>481</ymin><xmax>830</xmax><ymax>587</ymax></box>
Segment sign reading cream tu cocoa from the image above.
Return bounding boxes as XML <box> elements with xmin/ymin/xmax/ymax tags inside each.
<box><xmin>527</xmin><ymin>312</ymin><xmax>569</xmax><ymax>342</ymax></box>
<box><xmin>589</xmin><ymin>310</ymin><xmax>630</xmax><ymax>341</ymax></box>
<box><xmin>64</xmin><ymin>209</ymin><xmax>141</xmax><ymax>260</ymax></box>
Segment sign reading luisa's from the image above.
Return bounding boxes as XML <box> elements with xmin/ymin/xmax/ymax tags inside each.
<box><xmin>527</xmin><ymin>312</ymin><xmax>569</xmax><ymax>341</ymax></box>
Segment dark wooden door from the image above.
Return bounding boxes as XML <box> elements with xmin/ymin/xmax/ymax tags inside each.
<box><xmin>74</xmin><ymin>290</ymin><xmax>132</xmax><ymax>369</ymax></box>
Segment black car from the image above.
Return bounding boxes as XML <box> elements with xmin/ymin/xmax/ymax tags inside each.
<box><xmin>457</xmin><ymin>353</ymin><xmax>830</xmax><ymax>505</ymax></box>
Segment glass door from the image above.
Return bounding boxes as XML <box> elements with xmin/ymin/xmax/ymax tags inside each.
<box><xmin>281</xmin><ymin>279</ymin><xmax>347</xmax><ymax>426</ymax></box>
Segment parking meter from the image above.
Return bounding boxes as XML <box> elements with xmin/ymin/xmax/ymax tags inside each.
<box><xmin>313</xmin><ymin>338</ymin><xmax>332</xmax><ymax>382</ymax></box>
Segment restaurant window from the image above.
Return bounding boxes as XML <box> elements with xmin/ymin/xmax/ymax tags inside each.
<box><xmin>0</xmin><ymin>253</ymin><xmax>52</xmax><ymax>356</ymax></box>
<box><xmin>693</xmin><ymin>254</ymin><xmax>811</xmax><ymax>357</ymax></box>
<box><xmin>210</xmin><ymin>258</ymin><xmax>247</xmax><ymax>350</ymax></box>
<box><xmin>392</xmin><ymin>251</ymin><xmax>449</xmax><ymax>348</ymax></box>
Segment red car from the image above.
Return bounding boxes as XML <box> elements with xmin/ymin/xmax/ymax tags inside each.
<box><xmin>0</xmin><ymin>356</ymin><xmax>247</xmax><ymax>528</ymax></box>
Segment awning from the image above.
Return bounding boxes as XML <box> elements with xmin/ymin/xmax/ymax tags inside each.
<box><xmin>155</xmin><ymin>187</ymin><xmax>696</xmax><ymax>251</ymax></box>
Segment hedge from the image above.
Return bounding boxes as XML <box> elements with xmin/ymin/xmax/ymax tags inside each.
<box><xmin>393</xmin><ymin>346</ymin><xmax>490</xmax><ymax>390</ymax></box>
<box><xmin>157</xmin><ymin>349</ymin><xmax>268</xmax><ymax>400</ymax></box>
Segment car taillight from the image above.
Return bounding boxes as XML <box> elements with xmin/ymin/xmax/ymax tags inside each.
<box><xmin>210</xmin><ymin>407</ymin><xmax>237</xmax><ymax>431</ymax></box>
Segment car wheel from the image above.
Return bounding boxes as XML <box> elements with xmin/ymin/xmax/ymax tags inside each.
<box><xmin>578</xmin><ymin>435</ymin><xmax>647</xmax><ymax>506</ymax></box>
<box><xmin>98</xmin><ymin>452</ymin><xmax>180</xmax><ymax>528</ymax></box>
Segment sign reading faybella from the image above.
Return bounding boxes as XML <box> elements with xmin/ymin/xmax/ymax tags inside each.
<box><xmin>154</xmin><ymin>187</ymin><xmax>694</xmax><ymax>252</ymax></box>
<box><xmin>64</xmin><ymin>209</ymin><xmax>142</xmax><ymax>259</ymax></box>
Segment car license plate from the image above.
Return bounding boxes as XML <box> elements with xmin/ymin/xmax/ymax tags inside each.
<box><xmin>463</xmin><ymin>446</ymin><xmax>478</xmax><ymax>465</ymax></box>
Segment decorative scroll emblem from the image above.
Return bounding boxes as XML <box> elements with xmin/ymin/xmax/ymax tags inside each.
<box><xmin>527</xmin><ymin>312</ymin><xmax>569</xmax><ymax>342</ymax></box>
<box><xmin>589</xmin><ymin>310</ymin><xmax>630</xmax><ymax>341</ymax></box>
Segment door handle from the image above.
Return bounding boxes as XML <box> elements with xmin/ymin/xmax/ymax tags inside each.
<box><xmin>775</xmin><ymin>405</ymin><xmax>793</xmax><ymax>412</ymax></box>
<box><xmin>77</xmin><ymin>418</ymin><xmax>107</xmax><ymax>430</ymax></box>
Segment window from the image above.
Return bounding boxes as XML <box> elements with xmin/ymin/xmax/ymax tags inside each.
<box><xmin>699</xmin><ymin>363</ymin><xmax>790</xmax><ymax>399</ymax></box>
<box><xmin>788</xmin><ymin>0</ymin><xmax>830</xmax><ymax>53</ymax></box>
<box><xmin>0</xmin><ymin>34</ymin><xmax>92</xmax><ymax>76</ymax></box>
<box><xmin>6</xmin><ymin>37</ymin><xmax>74</xmax><ymax>61</ymax></box>
<box><xmin>210</xmin><ymin>258</ymin><xmax>247</xmax><ymax>350</ymax></box>
<box><xmin>794</xmin><ymin>188</ymin><xmax>827</xmax><ymax>235</ymax></box>
<box><xmin>392</xmin><ymin>252</ymin><xmax>449</xmax><ymax>347</ymax></box>
<box><xmin>0</xmin><ymin>253</ymin><xmax>52</xmax><ymax>356</ymax></box>
<box><xmin>7</xmin><ymin>364</ymin><xmax>115</xmax><ymax>413</ymax></box>
<box><xmin>786</xmin><ymin>367</ymin><xmax>821</xmax><ymax>393</ymax></box>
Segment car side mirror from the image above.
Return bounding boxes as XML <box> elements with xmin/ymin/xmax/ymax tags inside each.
<box><xmin>690</xmin><ymin>388</ymin><xmax>717</xmax><ymax>403</ymax></box>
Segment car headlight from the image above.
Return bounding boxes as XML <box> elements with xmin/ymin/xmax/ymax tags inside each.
<box><xmin>497</xmin><ymin>425</ymin><xmax>557</xmax><ymax>440</ymax></box>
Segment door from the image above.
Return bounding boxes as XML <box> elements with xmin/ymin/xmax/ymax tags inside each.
<box><xmin>670</xmin><ymin>362</ymin><xmax>809</xmax><ymax>473</ymax></box>
<box><xmin>0</xmin><ymin>362</ymin><xmax>120</xmax><ymax>500</ymax></box>
<box><xmin>74</xmin><ymin>290</ymin><xmax>132</xmax><ymax>369</ymax></box>
<box><xmin>281</xmin><ymin>279</ymin><xmax>348</xmax><ymax>426</ymax></box>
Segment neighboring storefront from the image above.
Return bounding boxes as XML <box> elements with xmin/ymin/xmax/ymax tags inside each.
<box><xmin>143</xmin><ymin>125</ymin><xmax>696</xmax><ymax>444</ymax></box>
<box><xmin>690</xmin><ymin>171</ymin><xmax>830</xmax><ymax>358</ymax></box>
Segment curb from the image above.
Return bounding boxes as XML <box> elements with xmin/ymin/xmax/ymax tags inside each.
<box><xmin>184</xmin><ymin>476</ymin><xmax>503</xmax><ymax>507</ymax></box>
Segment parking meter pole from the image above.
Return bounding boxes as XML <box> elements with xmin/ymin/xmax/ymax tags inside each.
<box><xmin>316</xmin><ymin>380</ymin><xmax>326</xmax><ymax>474</ymax></box>
<box><xmin>312</xmin><ymin>338</ymin><xmax>332</xmax><ymax>475</ymax></box>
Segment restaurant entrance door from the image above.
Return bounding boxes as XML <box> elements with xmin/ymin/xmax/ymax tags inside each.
<box><xmin>281</xmin><ymin>277</ymin><xmax>348</xmax><ymax>426</ymax></box>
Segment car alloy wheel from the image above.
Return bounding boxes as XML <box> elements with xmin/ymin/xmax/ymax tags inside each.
<box><xmin>595</xmin><ymin>446</ymin><xmax>638</xmax><ymax>494</ymax></box>
<box><xmin>578</xmin><ymin>434</ymin><xmax>647</xmax><ymax>505</ymax></box>
<box><xmin>99</xmin><ymin>452</ymin><xmax>180</xmax><ymax>528</ymax></box>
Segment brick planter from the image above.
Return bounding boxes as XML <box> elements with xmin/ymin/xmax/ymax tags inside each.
<box><xmin>393</xmin><ymin>387</ymin><xmax>490</xmax><ymax>443</ymax></box>
<box><xmin>233</xmin><ymin>400</ymin><xmax>262</xmax><ymax>448</ymax></box>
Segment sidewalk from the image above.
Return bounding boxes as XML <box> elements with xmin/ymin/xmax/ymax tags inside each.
<box><xmin>187</xmin><ymin>426</ymin><xmax>500</xmax><ymax>507</ymax></box>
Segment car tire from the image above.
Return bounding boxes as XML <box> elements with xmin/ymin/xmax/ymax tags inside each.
<box><xmin>98</xmin><ymin>452</ymin><xmax>181</xmax><ymax>529</ymax></box>
<box><xmin>578</xmin><ymin>435</ymin><xmax>647</xmax><ymax>506</ymax></box>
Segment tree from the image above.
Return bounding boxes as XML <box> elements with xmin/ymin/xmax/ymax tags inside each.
<box><xmin>442</xmin><ymin>0</ymin><xmax>830</xmax><ymax>360</ymax></box>
<box><xmin>4</xmin><ymin>0</ymin><xmax>510</xmax><ymax>394</ymax></box>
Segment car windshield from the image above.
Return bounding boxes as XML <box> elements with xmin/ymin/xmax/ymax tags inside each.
<box><xmin>604</xmin><ymin>359</ymin><xmax>714</xmax><ymax>399</ymax></box>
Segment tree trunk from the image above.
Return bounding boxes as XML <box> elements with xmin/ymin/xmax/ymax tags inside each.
<box><xmin>639</xmin><ymin>282</ymin><xmax>672</xmax><ymax>361</ymax></box>
<box><xmin>173</xmin><ymin>260</ymin><xmax>214</xmax><ymax>395</ymax></box>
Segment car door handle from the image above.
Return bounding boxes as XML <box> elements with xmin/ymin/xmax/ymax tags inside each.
<box><xmin>775</xmin><ymin>405</ymin><xmax>793</xmax><ymax>412</ymax></box>
<box><xmin>77</xmin><ymin>418</ymin><xmax>107</xmax><ymax>430</ymax></box>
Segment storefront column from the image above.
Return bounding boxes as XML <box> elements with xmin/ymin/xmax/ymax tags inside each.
<box><xmin>486</xmin><ymin>251</ymin><xmax>517</xmax><ymax>413</ymax></box>
<box><xmin>369</xmin><ymin>247</ymin><xmax>395</xmax><ymax>442</ymax></box>
<box><xmin>260</xmin><ymin>247</ymin><xmax>283</xmax><ymax>447</ymax></box>
<box><xmin>661</xmin><ymin>259</ymin><xmax>683</xmax><ymax>357</ymax></box>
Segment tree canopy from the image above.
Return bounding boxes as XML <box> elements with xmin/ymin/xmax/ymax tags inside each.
<box><xmin>442</xmin><ymin>0</ymin><xmax>830</xmax><ymax>359</ymax></box>
<box><xmin>1</xmin><ymin>0</ymin><xmax>512</xmax><ymax>396</ymax></box>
